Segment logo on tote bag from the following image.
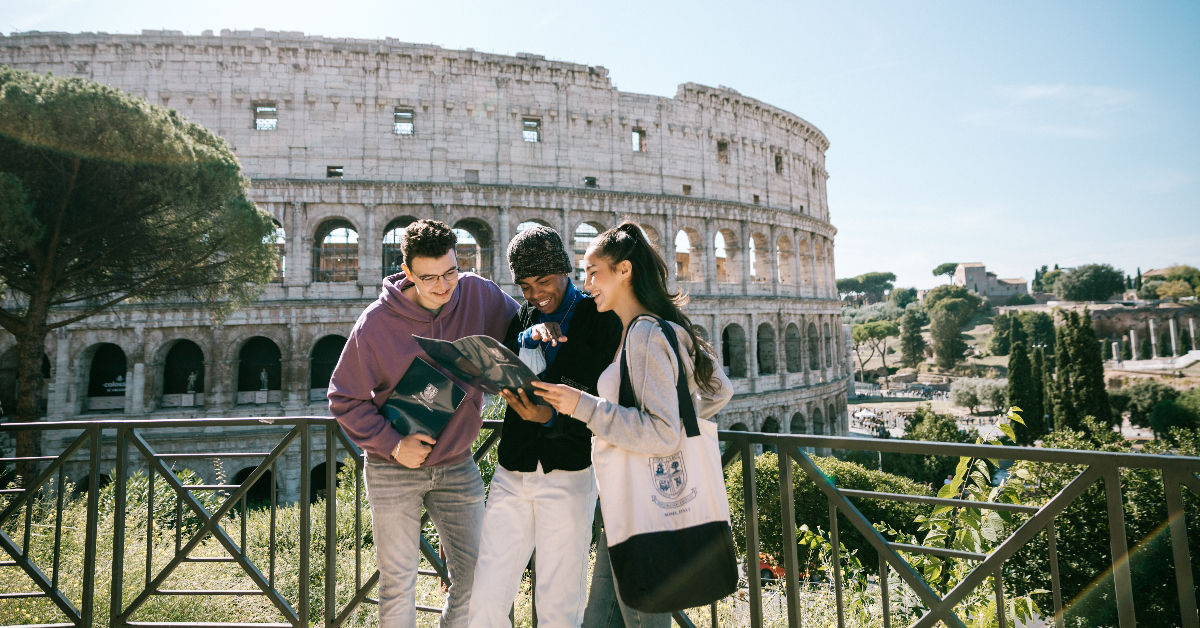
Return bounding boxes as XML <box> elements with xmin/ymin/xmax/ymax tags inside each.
<box><xmin>651</xmin><ymin>452</ymin><xmax>688</xmax><ymax>498</ymax></box>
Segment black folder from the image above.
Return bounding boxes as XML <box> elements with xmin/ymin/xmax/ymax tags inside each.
<box><xmin>382</xmin><ymin>357</ymin><xmax>466</xmax><ymax>437</ymax></box>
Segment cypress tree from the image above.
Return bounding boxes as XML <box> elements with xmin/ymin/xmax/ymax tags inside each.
<box><xmin>1007</xmin><ymin>340</ymin><xmax>1038</xmax><ymax>444</ymax></box>
<box><xmin>1102</xmin><ymin>340</ymin><xmax>1113</xmax><ymax>360</ymax></box>
<box><xmin>1135</xmin><ymin>267</ymin><xmax>1143</xmax><ymax>290</ymax></box>
<box><xmin>1121</xmin><ymin>338</ymin><xmax>1133</xmax><ymax>360</ymax></box>
<box><xmin>1160</xmin><ymin>329</ymin><xmax>1172</xmax><ymax>355</ymax></box>
<box><xmin>1139</xmin><ymin>333</ymin><xmax>1153</xmax><ymax>360</ymax></box>
<box><xmin>1183</xmin><ymin>328</ymin><xmax>1194</xmax><ymax>353</ymax></box>
<box><xmin>1031</xmin><ymin>347</ymin><xmax>1048</xmax><ymax>435</ymax></box>
<box><xmin>1072</xmin><ymin>309</ymin><xmax>1112</xmax><ymax>428</ymax></box>
<box><xmin>1053</xmin><ymin>314</ymin><xmax>1079</xmax><ymax>431</ymax></box>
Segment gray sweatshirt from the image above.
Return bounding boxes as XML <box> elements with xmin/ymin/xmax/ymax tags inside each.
<box><xmin>571</xmin><ymin>318</ymin><xmax>734</xmax><ymax>455</ymax></box>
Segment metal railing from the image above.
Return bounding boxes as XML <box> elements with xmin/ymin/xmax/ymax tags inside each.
<box><xmin>1</xmin><ymin>418</ymin><xmax>1197</xmax><ymax>628</ymax></box>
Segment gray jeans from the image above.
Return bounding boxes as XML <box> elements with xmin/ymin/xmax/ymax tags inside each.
<box><xmin>366</xmin><ymin>456</ymin><xmax>486</xmax><ymax>628</ymax></box>
<box><xmin>582</xmin><ymin>508</ymin><xmax>671</xmax><ymax>628</ymax></box>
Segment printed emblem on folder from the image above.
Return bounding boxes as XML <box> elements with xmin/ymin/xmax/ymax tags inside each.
<box><xmin>421</xmin><ymin>383</ymin><xmax>439</xmax><ymax>402</ymax></box>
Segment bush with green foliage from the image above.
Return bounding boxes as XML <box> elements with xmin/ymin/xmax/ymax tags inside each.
<box><xmin>1114</xmin><ymin>379</ymin><xmax>1180</xmax><ymax>428</ymax></box>
<box><xmin>1150</xmin><ymin>399</ymin><xmax>1199</xmax><ymax>439</ymax></box>
<box><xmin>987</xmin><ymin>313</ymin><xmax>1013</xmax><ymax>356</ymax></box>
<box><xmin>950</xmin><ymin>378</ymin><xmax>1008</xmax><ymax>414</ymax></box>
<box><xmin>888</xmin><ymin>287</ymin><xmax>917</xmax><ymax>308</ymax></box>
<box><xmin>1005</xmin><ymin>293</ymin><xmax>1036</xmax><ymax>306</ymax></box>
<box><xmin>923</xmin><ymin>284</ymin><xmax>983</xmax><ymax>312</ymax></box>
<box><xmin>880</xmin><ymin>404</ymin><xmax>979</xmax><ymax>486</ymax></box>
<box><xmin>842</xmin><ymin>301</ymin><xmax>906</xmax><ymax>325</ymax></box>
<box><xmin>1157</xmin><ymin>279</ymin><xmax>1195</xmax><ymax>301</ymax></box>
<box><xmin>1055</xmin><ymin>264</ymin><xmax>1125</xmax><ymax>302</ymax></box>
<box><xmin>1138</xmin><ymin>280</ymin><xmax>1166</xmax><ymax>300</ymax></box>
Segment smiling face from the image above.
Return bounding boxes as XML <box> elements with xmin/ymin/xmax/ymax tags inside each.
<box><xmin>401</xmin><ymin>250</ymin><xmax>459</xmax><ymax>310</ymax></box>
<box><xmin>517</xmin><ymin>273</ymin><xmax>572</xmax><ymax>314</ymax></box>
<box><xmin>583</xmin><ymin>250</ymin><xmax>632</xmax><ymax>313</ymax></box>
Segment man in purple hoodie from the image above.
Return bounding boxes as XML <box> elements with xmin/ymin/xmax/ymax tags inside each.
<box><xmin>329</xmin><ymin>219</ymin><xmax>519</xmax><ymax>628</ymax></box>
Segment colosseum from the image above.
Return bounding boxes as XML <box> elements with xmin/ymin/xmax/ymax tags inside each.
<box><xmin>0</xmin><ymin>29</ymin><xmax>849</xmax><ymax>499</ymax></box>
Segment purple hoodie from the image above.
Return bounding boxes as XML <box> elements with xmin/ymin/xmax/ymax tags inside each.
<box><xmin>329</xmin><ymin>271</ymin><xmax>519</xmax><ymax>467</ymax></box>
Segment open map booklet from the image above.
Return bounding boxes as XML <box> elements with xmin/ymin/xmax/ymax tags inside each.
<box><xmin>413</xmin><ymin>334</ymin><xmax>549</xmax><ymax>406</ymax></box>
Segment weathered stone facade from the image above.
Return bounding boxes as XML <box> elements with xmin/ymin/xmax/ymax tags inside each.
<box><xmin>0</xmin><ymin>29</ymin><xmax>849</xmax><ymax>496</ymax></box>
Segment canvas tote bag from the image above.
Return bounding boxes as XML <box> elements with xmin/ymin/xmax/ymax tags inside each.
<box><xmin>592</xmin><ymin>315</ymin><xmax>738</xmax><ymax>613</ymax></box>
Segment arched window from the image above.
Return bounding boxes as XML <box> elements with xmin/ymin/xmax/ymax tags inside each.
<box><xmin>237</xmin><ymin>337</ymin><xmax>282</xmax><ymax>404</ymax></box>
<box><xmin>453</xmin><ymin>219</ymin><xmax>494</xmax><ymax>279</ymax></box>
<box><xmin>517</xmin><ymin>219</ymin><xmax>551</xmax><ymax>234</ymax></box>
<box><xmin>232</xmin><ymin>467</ymin><xmax>274</xmax><ymax>506</ymax></box>
<box><xmin>724</xmin><ymin>422</ymin><xmax>749</xmax><ymax>453</ymax></box>
<box><xmin>312</xmin><ymin>219</ymin><xmax>358</xmax><ymax>283</ymax></box>
<box><xmin>785</xmin><ymin>323</ymin><xmax>802</xmax><ymax>373</ymax></box>
<box><xmin>760</xmin><ymin>416</ymin><xmax>780</xmax><ymax>454</ymax></box>
<box><xmin>270</xmin><ymin>221</ymin><xmax>286</xmax><ymax>283</ymax></box>
<box><xmin>574</xmin><ymin>222</ymin><xmax>602</xmax><ymax>282</ymax></box>
<box><xmin>824</xmin><ymin>322</ymin><xmax>833</xmax><ymax>367</ymax></box>
<box><xmin>715</xmin><ymin>229</ymin><xmax>741</xmax><ymax>283</ymax></box>
<box><xmin>310</xmin><ymin>335</ymin><xmax>347</xmax><ymax>398</ymax></box>
<box><xmin>790</xmin><ymin>412</ymin><xmax>805</xmax><ymax>435</ymax></box>
<box><xmin>675</xmin><ymin>229</ymin><xmax>703</xmax><ymax>282</ymax></box>
<box><xmin>750</xmin><ymin>233</ymin><xmax>768</xmax><ymax>282</ymax></box>
<box><xmin>722</xmin><ymin>324</ymin><xmax>747</xmax><ymax>378</ymax></box>
<box><xmin>757</xmin><ymin>323</ymin><xmax>776</xmax><ymax>375</ymax></box>
<box><xmin>777</xmin><ymin>235</ymin><xmax>794</xmax><ymax>284</ymax></box>
<box><xmin>162</xmin><ymin>340</ymin><xmax>204</xmax><ymax>408</ymax></box>
<box><xmin>310</xmin><ymin>461</ymin><xmax>346</xmax><ymax>501</ymax></box>
<box><xmin>87</xmin><ymin>344</ymin><xmax>127</xmax><ymax>413</ymax></box>
<box><xmin>807</xmin><ymin>322</ymin><xmax>820</xmax><ymax>371</ymax></box>
<box><xmin>381</xmin><ymin>217</ymin><xmax>415</xmax><ymax>277</ymax></box>
<box><xmin>828</xmin><ymin>404</ymin><xmax>839</xmax><ymax>436</ymax></box>
<box><xmin>812</xmin><ymin>408</ymin><xmax>825</xmax><ymax>436</ymax></box>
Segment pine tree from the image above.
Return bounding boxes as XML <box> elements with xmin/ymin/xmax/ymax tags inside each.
<box><xmin>1031</xmin><ymin>346</ymin><xmax>1048</xmax><ymax>435</ymax></box>
<box><xmin>1072</xmin><ymin>309</ymin><xmax>1112</xmax><ymax>428</ymax></box>
<box><xmin>898</xmin><ymin>308</ymin><xmax>927</xmax><ymax>368</ymax></box>
<box><xmin>1007</xmin><ymin>341</ymin><xmax>1038</xmax><ymax>444</ymax></box>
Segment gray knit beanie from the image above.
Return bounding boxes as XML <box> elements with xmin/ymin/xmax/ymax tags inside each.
<box><xmin>507</xmin><ymin>225</ymin><xmax>573</xmax><ymax>282</ymax></box>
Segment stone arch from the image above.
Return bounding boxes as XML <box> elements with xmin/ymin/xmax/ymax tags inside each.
<box><xmin>807</xmin><ymin>322</ymin><xmax>820</xmax><ymax>371</ymax></box>
<box><xmin>0</xmin><ymin>346</ymin><xmax>50</xmax><ymax>419</ymax></box>
<box><xmin>236</xmin><ymin>337</ymin><xmax>282</xmax><ymax>404</ymax></box>
<box><xmin>797</xmin><ymin>234</ymin><xmax>814</xmax><ymax>292</ymax></box>
<box><xmin>573</xmin><ymin>221</ymin><xmax>605</xmax><ymax>282</ymax></box>
<box><xmin>814</xmin><ymin>238</ymin><xmax>827</xmax><ymax>295</ymax></box>
<box><xmin>381</xmin><ymin>216</ymin><xmax>417</xmax><ymax>277</ymax></box>
<box><xmin>749</xmin><ymin>232</ymin><xmax>769</xmax><ymax>282</ymax></box>
<box><xmin>516</xmin><ymin>218</ymin><xmax>552</xmax><ymax>234</ymax></box>
<box><xmin>453</xmin><ymin>218</ymin><xmax>494</xmax><ymax>279</ymax></box>
<box><xmin>728</xmin><ymin>422</ymin><xmax>749</xmax><ymax>432</ymax></box>
<box><xmin>84</xmin><ymin>343</ymin><xmax>127</xmax><ymax>414</ymax></box>
<box><xmin>693</xmin><ymin>325</ymin><xmax>709</xmax><ymax>343</ymax></box>
<box><xmin>232</xmin><ymin>466</ymin><xmax>274</xmax><ymax>505</ymax></box>
<box><xmin>790</xmin><ymin>411</ymin><xmax>805</xmax><ymax>435</ymax></box>
<box><xmin>812</xmin><ymin>407</ymin><xmax>825</xmax><ymax>436</ymax></box>
<box><xmin>310</xmin><ymin>461</ymin><xmax>346</xmax><ymax>501</ymax></box>
<box><xmin>714</xmin><ymin>228</ymin><xmax>742</xmax><ymax>283</ymax></box>
<box><xmin>270</xmin><ymin>219</ymin><xmax>286</xmax><ymax>283</ymax></box>
<box><xmin>756</xmin><ymin>323</ymin><xmax>777</xmax><ymax>375</ymax></box>
<box><xmin>784</xmin><ymin>323</ymin><xmax>802</xmax><ymax>373</ymax></box>
<box><xmin>309</xmin><ymin>335</ymin><xmax>348</xmax><ymax>394</ymax></box>
<box><xmin>159</xmin><ymin>339</ymin><xmax>205</xmax><ymax>409</ymax></box>
<box><xmin>761</xmin><ymin>416</ymin><xmax>781</xmax><ymax>454</ymax></box>
<box><xmin>828</xmin><ymin>403</ymin><xmax>839</xmax><ymax>436</ymax></box>
<box><xmin>312</xmin><ymin>218</ymin><xmax>359</xmax><ymax>283</ymax></box>
<box><xmin>777</xmin><ymin>234</ymin><xmax>794</xmax><ymax>284</ymax></box>
<box><xmin>721</xmin><ymin>323</ymin><xmax>747</xmax><ymax>378</ymax></box>
<box><xmin>824</xmin><ymin>322</ymin><xmax>833</xmax><ymax>367</ymax></box>
<box><xmin>674</xmin><ymin>228</ymin><xmax>704</xmax><ymax>283</ymax></box>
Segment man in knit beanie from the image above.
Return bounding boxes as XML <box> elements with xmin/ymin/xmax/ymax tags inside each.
<box><xmin>469</xmin><ymin>225</ymin><xmax>622</xmax><ymax>628</ymax></box>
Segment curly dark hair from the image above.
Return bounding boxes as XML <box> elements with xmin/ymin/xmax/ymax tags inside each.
<box><xmin>401</xmin><ymin>219</ymin><xmax>458</xmax><ymax>263</ymax></box>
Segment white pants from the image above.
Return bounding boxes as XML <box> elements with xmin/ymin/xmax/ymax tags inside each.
<box><xmin>468</xmin><ymin>464</ymin><xmax>599</xmax><ymax>628</ymax></box>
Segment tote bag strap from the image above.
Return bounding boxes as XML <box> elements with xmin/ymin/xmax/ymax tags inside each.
<box><xmin>618</xmin><ymin>315</ymin><xmax>701</xmax><ymax>438</ymax></box>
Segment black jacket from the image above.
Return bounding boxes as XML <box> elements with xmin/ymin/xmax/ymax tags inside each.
<box><xmin>499</xmin><ymin>296</ymin><xmax>622</xmax><ymax>473</ymax></box>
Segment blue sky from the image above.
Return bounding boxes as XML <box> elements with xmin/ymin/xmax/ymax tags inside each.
<box><xmin>5</xmin><ymin>0</ymin><xmax>1197</xmax><ymax>289</ymax></box>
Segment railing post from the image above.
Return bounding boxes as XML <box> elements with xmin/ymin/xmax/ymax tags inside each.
<box><xmin>1102</xmin><ymin>466</ymin><xmax>1136</xmax><ymax>628</ymax></box>
<box><xmin>994</xmin><ymin>567</ymin><xmax>1006</xmax><ymax>628</ymax></box>
<box><xmin>300</xmin><ymin>422</ymin><xmax>311</xmax><ymax>627</ymax></box>
<box><xmin>1164</xmin><ymin>471</ymin><xmax>1199</xmax><ymax>628</ymax></box>
<box><xmin>879</xmin><ymin>553</ymin><xmax>891</xmax><ymax>628</ymax></box>
<box><xmin>109</xmin><ymin>427</ymin><xmax>129</xmax><ymax>628</ymax></box>
<box><xmin>1047</xmin><ymin>521</ymin><xmax>1064</xmax><ymax>628</ymax></box>
<box><xmin>829</xmin><ymin>499</ymin><xmax>844</xmax><ymax>628</ymax></box>
<box><xmin>82</xmin><ymin>426</ymin><xmax>101</xmax><ymax>628</ymax></box>
<box><xmin>777</xmin><ymin>449</ymin><xmax>801</xmax><ymax>627</ymax></box>
<box><xmin>326</xmin><ymin>423</ymin><xmax>337</xmax><ymax>627</ymax></box>
<box><xmin>741</xmin><ymin>438</ymin><xmax>762</xmax><ymax>628</ymax></box>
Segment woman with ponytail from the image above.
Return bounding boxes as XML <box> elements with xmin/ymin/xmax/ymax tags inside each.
<box><xmin>533</xmin><ymin>222</ymin><xmax>733</xmax><ymax>627</ymax></box>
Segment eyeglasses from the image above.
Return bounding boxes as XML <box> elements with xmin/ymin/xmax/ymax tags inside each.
<box><xmin>416</xmin><ymin>267</ymin><xmax>459</xmax><ymax>287</ymax></box>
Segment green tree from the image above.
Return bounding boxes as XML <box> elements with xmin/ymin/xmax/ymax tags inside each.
<box><xmin>1164</xmin><ymin>264</ymin><xmax>1200</xmax><ymax>289</ymax></box>
<box><xmin>852</xmin><ymin>320</ymin><xmax>899</xmax><ymax>381</ymax></box>
<box><xmin>1120</xmin><ymin>379</ymin><xmax>1180</xmax><ymax>428</ymax></box>
<box><xmin>1007</xmin><ymin>341</ymin><xmax>1039</xmax><ymax>444</ymax></box>
<box><xmin>1071</xmin><ymin>310</ymin><xmax>1112</xmax><ymax>428</ymax></box>
<box><xmin>1134</xmin><ymin>267</ymin><xmax>1142</xmax><ymax>289</ymax></box>
<box><xmin>1157</xmin><ymin>280</ymin><xmax>1193</xmax><ymax>302</ymax></box>
<box><xmin>888</xmin><ymin>286</ymin><xmax>917</xmax><ymax>308</ymax></box>
<box><xmin>0</xmin><ymin>68</ymin><xmax>277</xmax><ymax>470</ymax></box>
<box><xmin>1120</xmin><ymin>338</ymin><xmax>1133</xmax><ymax>360</ymax></box>
<box><xmin>924</xmin><ymin>284</ymin><xmax>983</xmax><ymax>312</ymax></box>
<box><xmin>1150</xmin><ymin>399</ymin><xmax>1199</xmax><ymax>441</ymax></box>
<box><xmin>1005</xmin><ymin>292</ymin><xmax>1036</xmax><ymax>305</ymax></box>
<box><xmin>1051</xmin><ymin>315</ymin><xmax>1079</xmax><ymax>431</ymax></box>
<box><xmin>837</xmin><ymin>271</ymin><xmax>897</xmax><ymax>303</ymax></box>
<box><xmin>932</xmin><ymin>262</ymin><xmax>958</xmax><ymax>282</ymax></box>
<box><xmin>929</xmin><ymin>297</ymin><xmax>974</xmax><ymax>369</ymax></box>
<box><xmin>987</xmin><ymin>313</ymin><xmax>1013</xmax><ymax>356</ymax></box>
<box><xmin>1028</xmin><ymin>346</ymin><xmax>1047</xmax><ymax>436</ymax></box>
<box><xmin>1139</xmin><ymin>280</ymin><xmax>1165</xmax><ymax>300</ymax></box>
<box><xmin>1032</xmin><ymin>265</ymin><xmax>1048</xmax><ymax>292</ymax></box>
<box><xmin>1042</xmin><ymin>267</ymin><xmax>1064</xmax><ymax>294</ymax></box>
<box><xmin>1056</xmin><ymin>264</ymin><xmax>1125</xmax><ymax>302</ymax></box>
<box><xmin>1139</xmin><ymin>331</ymin><xmax>1153</xmax><ymax>359</ymax></box>
<box><xmin>1019</xmin><ymin>311</ymin><xmax>1056</xmax><ymax>356</ymax></box>
<box><xmin>898</xmin><ymin>307</ymin><xmax>928</xmax><ymax>368</ymax></box>
<box><xmin>880</xmin><ymin>404</ymin><xmax>979</xmax><ymax>486</ymax></box>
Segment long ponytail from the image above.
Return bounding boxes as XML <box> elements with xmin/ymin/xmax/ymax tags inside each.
<box><xmin>588</xmin><ymin>222</ymin><xmax>719</xmax><ymax>393</ymax></box>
